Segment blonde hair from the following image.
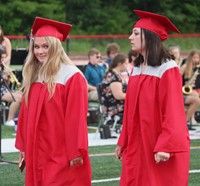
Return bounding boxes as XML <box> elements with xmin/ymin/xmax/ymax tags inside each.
<box><xmin>88</xmin><ymin>48</ymin><xmax>100</xmax><ymax>58</ymax></box>
<box><xmin>184</xmin><ymin>49</ymin><xmax>200</xmax><ymax>79</ymax></box>
<box><xmin>22</xmin><ymin>36</ymin><xmax>73</xmax><ymax>104</ymax></box>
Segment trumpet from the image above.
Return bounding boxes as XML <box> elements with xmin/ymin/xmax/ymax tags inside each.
<box><xmin>0</xmin><ymin>62</ymin><xmax>22</xmax><ymax>88</ymax></box>
<box><xmin>182</xmin><ymin>65</ymin><xmax>200</xmax><ymax>95</ymax></box>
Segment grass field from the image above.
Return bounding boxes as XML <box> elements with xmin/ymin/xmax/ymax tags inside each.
<box><xmin>0</xmin><ymin>125</ymin><xmax>200</xmax><ymax>186</ymax></box>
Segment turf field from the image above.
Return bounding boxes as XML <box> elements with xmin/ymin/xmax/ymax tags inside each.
<box><xmin>0</xmin><ymin>139</ymin><xmax>200</xmax><ymax>186</ymax></box>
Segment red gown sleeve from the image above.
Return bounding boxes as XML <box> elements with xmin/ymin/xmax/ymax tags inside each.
<box><xmin>15</xmin><ymin>98</ymin><xmax>27</xmax><ymax>152</ymax></box>
<box><xmin>117</xmin><ymin>97</ymin><xmax>128</xmax><ymax>151</ymax></box>
<box><xmin>154</xmin><ymin>67</ymin><xmax>190</xmax><ymax>153</ymax></box>
<box><xmin>64</xmin><ymin>72</ymin><xmax>89</xmax><ymax>161</ymax></box>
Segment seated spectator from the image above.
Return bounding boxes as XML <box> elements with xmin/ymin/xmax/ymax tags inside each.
<box><xmin>0</xmin><ymin>25</ymin><xmax>12</xmax><ymax>66</ymax></box>
<box><xmin>120</xmin><ymin>50</ymin><xmax>139</xmax><ymax>85</ymax></box>
<box><xmin>183</xmin><ymin>49</ymin><xmax>200</xmax><ymax>125</ymax></box>
<box><xmin>84</xmin><ymin>48</ymin><xmax>106</xmax><ymax>101</ymax></box>
<box><xmin>169</xmin><ymin>45</ymin><xmax>200</xmax><ymax>126</ymax></box>
<box><xmin>183</xmin><ymin>49</ymin><xmax>200</xmax><ymax>94</ymax></box>
<box><xmin>105</xmin><ymin>42</ymin><xmax>120</xmax><ymax>67</ymax></box>
<box><xmin>2</xmin><ymin>88</ymin><xmax>22</xmax><ymax>128</ymax></box>
<box><xmin>0</xmin><ymin>66</ymin><xmax>22</xmax><ymax>128</ymax></box>
<box><xmin>168</xmin><ymin>44</ymin><xmax>185</xmax><ymax>73</ymax></box>
<box><xmin>127</xmin><ymin>49</ymin><xmax>138</xmax><ymax>75</ymax></box>
<box><xmin>100</xmin><ymin>54</ymin><xmax>127</xmax><ymax>120</ymax></box>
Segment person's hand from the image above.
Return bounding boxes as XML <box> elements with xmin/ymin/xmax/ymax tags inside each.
<box><xmin>19</xmin><ymin>151</ymin><xmax>25</xmax><ymax>160</ymax></box>
<box><xmin>3</xmin><ymin>68</ymin><xmax>12</xmax><ymax>78</ymax></box>
<box><xmin>115</xmin><ymin>145</ymin><xmax>122</xmax><ymax>160</ymax></box>
<box><xmin>154</xmin><ymin>152</ymin><xmax>170</xmax><ymax>164</ymax></box>
<box><xmin>18</xmin><ymin>151</ymin><xmax>25</xmax><ymax>172</ymax></box>
<box><xmin>70</xmin><ymin>156</ymin><xmax>83</xmax><ymax>167</ymax></box>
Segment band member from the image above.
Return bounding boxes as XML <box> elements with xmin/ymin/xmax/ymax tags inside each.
<box><xmin>0</xmin><ymin>25</ymin><xmax>12</xmax><ymax>65</ymax></box>
<box><xmin>183</xmin><ymin>49</ymin><xmax>200</xmax><ymax>94</ymax></box>
<box><xmin>15</xmin><ymin>17</ymin><xmax>91</xmax><ymax>185</ymax></box>
<box><xmin>169</xmin><ymin>46</ymin><xmax>200</xmax><ymax>126</ymax></box>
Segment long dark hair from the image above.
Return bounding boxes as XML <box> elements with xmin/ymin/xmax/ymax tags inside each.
<box><xmin>134</xmin><ymin>28</ymin><xmax>172</xmax><ymax>67</ymax></box>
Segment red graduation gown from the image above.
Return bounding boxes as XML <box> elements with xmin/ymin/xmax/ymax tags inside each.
<box><xmin>15</xmin><ymin>64</ymin><xmax>92</xmax><ymax>186</ymax></box>
<box><xmin>118</xmin><ymin>60</ymin><xmax>190</xmax><ymax>186</ymax></box>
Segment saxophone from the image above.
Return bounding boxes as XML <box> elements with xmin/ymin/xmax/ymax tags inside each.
<box><xmin>182</xmin><ymin>65</ymin><xmax>200</xmax><ymax>95</ymax></box>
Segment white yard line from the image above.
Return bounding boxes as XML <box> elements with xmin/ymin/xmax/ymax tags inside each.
<box><xmin>92</xmin><ymin>177</ymin><xmax>120</xmax><ymax>183</ymax></box>
<box><xmin>92</xmin><ymin>170</ymin><xmax>200</xmax><ymax>183</ymax></box>
<box><xmin>189</xmin><ymin>169</ymin><xmax>200</xmax><ymax>173</ymax></box>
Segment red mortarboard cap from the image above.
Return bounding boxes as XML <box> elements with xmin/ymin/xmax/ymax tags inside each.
<box><xmin>133</xmin><ymin>10</ymin><xmax>180</xmax><ymax>41</ymax></box>
<box><xmin>32</xmin><ymin>17</ymin><xmax>72</xmax><ymax>41</ymax></box>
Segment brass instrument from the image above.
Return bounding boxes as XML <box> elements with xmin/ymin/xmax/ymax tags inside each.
<box><xmin>1</xmin><ymin>62</ymin><xmax>22</xmax><ymax>88</ymax></box>
<box><xmin>182</xmin><ymin>85</ymin><xmax>192</xmax><ymax>95</ymax></box>
<box><xmin>182</xmin><ymin>65</ymin><xmax>200</xmax><ymax>95</ymax></box>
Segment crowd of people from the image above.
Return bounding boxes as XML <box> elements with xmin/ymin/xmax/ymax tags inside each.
<box><xmin>0</xmin><ymin>8</ymin><xmax>199</xmax><ymax>186</ymax></box>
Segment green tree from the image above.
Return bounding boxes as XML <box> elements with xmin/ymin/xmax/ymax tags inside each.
<box><xmin>159</xmin><ymin>0</ymin><xmax>200</xmax><ymax>32</ymax></box>
<box><xmin>66</xmin><ymin>0</ymin><xmax>133</xmax><ymax>34</ymax></box>
<box><xmin>0</xmin><ymin>0</ymin><xmax>199</xmax><ymax>35</ymax></box>
<box><xmin>0</xmin><ymin>0</ymin><xmax>65</xmax><ymax>35</ymax></box>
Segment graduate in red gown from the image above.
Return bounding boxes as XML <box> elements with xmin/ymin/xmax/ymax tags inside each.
<box><xmin>15</xmin><ymin>17</ymin><xmax>92</xmax><ymax>186</ymax></box>
<box><xmin>115</xmin><ymin>10</ymin><xmax>190</xmax><ymax>186</ymax></box>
